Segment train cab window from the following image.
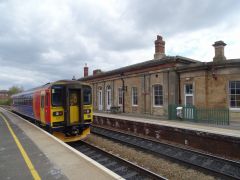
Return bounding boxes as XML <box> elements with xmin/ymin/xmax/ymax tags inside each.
<box><xmin>52</xmin><ymin>86</ymin><xmax>63</xmax><ymax>106</ymax></box>
<box><xmin>70</xmin><ymin>91</ymin><xmax>78</xmax><ymax>106</ymax></box>
<box><xmin>83</xmin><ymin>87</ymin><xmax>92</xmax><ymax>105</ymax></box>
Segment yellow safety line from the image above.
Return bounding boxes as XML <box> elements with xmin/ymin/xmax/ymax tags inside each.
<box><xmin>0</xmin><ymin>113</ymin><xmax>41</xmax><ymax>180</ymax></box>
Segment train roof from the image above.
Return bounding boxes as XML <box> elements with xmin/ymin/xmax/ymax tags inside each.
<box><xmin>11</xmin><ymin>80</ymin><xmax>90</xmax><ymax>98</ymax></box>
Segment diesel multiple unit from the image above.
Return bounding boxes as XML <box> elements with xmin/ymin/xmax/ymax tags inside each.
<box><xmin>11</xmin><ymin>80</ymin><xmax>93</xmax><ymax>142</ymax></box>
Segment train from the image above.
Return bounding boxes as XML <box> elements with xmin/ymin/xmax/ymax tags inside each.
<box><xmin>11</xmin><ymin>80</ymin><xmax>92</xmax><ymax>142</ymax></box>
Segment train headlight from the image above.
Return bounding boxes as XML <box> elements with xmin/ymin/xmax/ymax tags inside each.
<box><xmin>84</xmin><ymin>109</ymin><xmax>91</xmax><ymax>114</ymax></box>
<box><xmin>53</xmin><ymin>111</ymin><xmax>63</xmax><ymax>116</ymax></box>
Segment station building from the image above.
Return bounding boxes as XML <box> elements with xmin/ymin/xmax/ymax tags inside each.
<box><xmin>0</xmin><ymin>90</ymin><xmax>9</xmax><ymax>100</ymax></box>
<box><xmin>79</xmin><ymin>35</ymin><xmax>240</xmax><ymax>121</ymax></box>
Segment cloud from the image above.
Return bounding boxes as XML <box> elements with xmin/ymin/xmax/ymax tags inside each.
<box><xmin>0</xmin><ymin>0</ymin><xmax>240</xmax><ymax>90</ymax></box>
<box><xmin>124</xmin><ymin>0</ymin><xmax>240</xmax><ymax>35</ymax></box>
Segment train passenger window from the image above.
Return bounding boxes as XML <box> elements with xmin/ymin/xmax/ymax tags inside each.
<box><xmin>52</xmin><ymin>86</ymin><xmax>63</xmax><ymax>106</ymax></box>
<box><xmin>83</xmin><ymin>87</ymin><xmax>92</xmax><ymax>105</ymax></box>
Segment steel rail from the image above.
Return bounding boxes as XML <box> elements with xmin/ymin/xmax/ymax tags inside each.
<box><xmin>91</xmin><ymin>125</ymin><xmax>240</xmax><ymax>180</ymax></box>
<box><xmin>69</xmin><ymin>140</ymin><xmax>167</xmax><ymax>180</ymax></box>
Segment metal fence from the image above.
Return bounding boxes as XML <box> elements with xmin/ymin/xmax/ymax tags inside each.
<box><xmin>168</xmin><ymin>104</ymin><xmax>230</xmax><ymax>125</ymax></box>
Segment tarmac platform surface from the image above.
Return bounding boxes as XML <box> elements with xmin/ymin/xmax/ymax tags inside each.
<box><xmin>0</xmin><ymin>108</ymin><xmax>122</xmax><ymax>180</ymax></box>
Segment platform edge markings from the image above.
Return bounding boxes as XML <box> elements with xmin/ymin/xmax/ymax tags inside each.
<box><xmin>0</xmin><ymin>108</ymin><xmax>124</xmax><ymax>180</ymax></box>
<box><xmin>0</xmin><ymin>112</ymin><xmax>41</xmax><ymax>180</ymax></box>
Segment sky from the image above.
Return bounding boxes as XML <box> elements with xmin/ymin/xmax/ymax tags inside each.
<box><xmin>0</xmin><ymin>0</ymin><xmax>240</xmax><ymax>90</ymax></box>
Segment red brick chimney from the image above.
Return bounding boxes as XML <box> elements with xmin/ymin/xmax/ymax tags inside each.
<box><xmin>213</xmin><ymin>41</ymin><xmax>226</xmax><ymax>62</ymax></box>
<box><xmin>154</xmin><ymin>35</ymin><xmax>165</xmax><ymax>60</ymax></box>
<box><xmin>93</xmin><ymin>69</ymin><xmax>102</xmax><ymax>76</ymax></box>
<box><xmin>84</xmin><ymin>64</ymin><xmax>88</xmax><ymax>77</ymax></box>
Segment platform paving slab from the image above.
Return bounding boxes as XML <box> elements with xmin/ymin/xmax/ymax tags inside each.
<box><xmin>0</xmin><ymin>108</ymin><xmax>122</xmax><ymax>180</ymax></box>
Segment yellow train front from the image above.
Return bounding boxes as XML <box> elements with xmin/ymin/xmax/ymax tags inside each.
<box><xmin>12</xmin><ymin>80</ymin><xmax>93</xmax><ymax>142</ymax></box>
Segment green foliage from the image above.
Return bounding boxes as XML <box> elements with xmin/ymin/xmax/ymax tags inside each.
<box><xmin>0</xmin><ymin>86</ymin><xmax>24</xmax><ymax>105</ymax></box>
<box><xmin>8</xmin><ymin>86</ymin><xmax>24</xmax><ymax>95</ymax></box>
<box><xmin>0</xmin><ymin>99</ymin><xmax>11</xmax><ymax>105</ymax></box>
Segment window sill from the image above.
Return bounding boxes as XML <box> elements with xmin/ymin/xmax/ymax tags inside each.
<box><xmin>153</xmin><ymin>105</ymin><xmax>163</xmax><ymax>108</ymax></box>
<box><xmin>229</xmin><ymin>108</ymin><xmax>240</xmax><ymax>112</ymax></box>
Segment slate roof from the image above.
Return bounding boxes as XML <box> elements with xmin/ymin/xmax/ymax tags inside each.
<box><xmin>79</xmin><ymin>56</ymin><xmax>199</xmax><ymax>81</ymax></box>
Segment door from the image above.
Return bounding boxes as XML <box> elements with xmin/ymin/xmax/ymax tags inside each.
<box><xmin>106</xmin><ymin>86</ymin><xmax>111</xmax><ymax>110</ymax></box>
<box><xmin>69</xmin><ymin>89</ymin><xmax>80</xmax><ymax>124</ymax></box>
<box><xmin>98</xmin><ymin>89</ymin><xmax>103</xmax><ymax>111</ymax></box>
<box><xmin>45</xmin><ymin>91</ymin><xmax>50</xmax><ymax>124</ymax></box>
<box><xmin>184</xmin><ymin>84</ymin><xmax>194</xmax><ymax>105</ymax></box>
<box><xmin>184</xmin><ymin>84</ymin><xmax>194</xmax><ymax>119</ymax></box>
<box><xmin>40</xmin><ymin>92</ymin><xmax>45</xmax><ymax>124</ymax></box>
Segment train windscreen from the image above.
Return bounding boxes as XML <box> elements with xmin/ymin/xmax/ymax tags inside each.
<box><xmin>52</xmin><ymin>86</ymin><xmax>63</xmax><ymax>106</ymax></box>
<box><xmin>83</xmin><ymin>87</ymin><xmax>92</xmax><ymax>105</ymax></box>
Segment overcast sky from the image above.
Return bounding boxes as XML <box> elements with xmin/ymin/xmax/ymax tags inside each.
<box><xmin>1</xmin><ymin>0</ymin><xmax>240</xmax><ymax>90</ymax></box>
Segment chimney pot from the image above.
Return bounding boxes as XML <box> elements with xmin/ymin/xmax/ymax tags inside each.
<box><xmin>154</xmin><ymin>35</ymin><xmax>165</xmax><ymax>60</ymax></box>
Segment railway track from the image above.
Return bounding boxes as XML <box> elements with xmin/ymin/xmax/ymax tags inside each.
<box><xmin>69</xmin><ymin>141</ymin><xmax>167</xmax><ymax>180</ymax></box>
<box><xmin>91</xmin><ymin>125</ymin><xmax>240</xmax><ymax>180</ymax></box>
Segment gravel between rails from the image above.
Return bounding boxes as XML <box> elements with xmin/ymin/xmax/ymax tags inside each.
<box><xmin>85</xmin><ymin>134</ymin><xmax>216</xmax><ymax>180</ymax></box>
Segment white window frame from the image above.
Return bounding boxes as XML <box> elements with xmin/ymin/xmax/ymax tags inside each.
<box><xmin>153</xmin><ymin>84</ymin><xmax>163</xmax><ymax>107</ymax></box>
<box><xmin>229</xmin><ymin>80</ymin><xmax>240</xmax><ymax>110</ymax></box>
<box><xmin>98</xmin><ymin>87</ymin><xmax>103</xmax><ymax>111</ymax></box>
<box><xmin>132</xmin><ymin>87</ymin><xmax>138</xmax><ymax>106</ymax></box>
<box><xmin>184</xmin><ymin>83</ymin><xmax>194</xmax><ymax>106</ymax></box>
<box><xmin>118</xmin><ymin>87</ymin><xmax>123</xmax><ymax>106</ymax></box>
<box><xmin>106</xmin><ymin>85</ymin><xmax>112</xmax><ymax>110</ymax></box>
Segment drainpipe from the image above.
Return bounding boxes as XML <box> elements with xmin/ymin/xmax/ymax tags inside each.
<box><xmin>121</xmin><ymin>73</ymin><xmax>125</xmax><ymax>113</ymax></box>
<box><xmin>177</xmin><ymin>71</ymin><xmax>181</xmax><ymax>105</ymax></box>
<box><xmin>143</xmin><ymin>74</ymin><xmax>146</xmax><ymax>114</ymax></box>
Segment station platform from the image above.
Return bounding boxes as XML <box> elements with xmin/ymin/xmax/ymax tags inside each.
<box><xmin>0</xmin><ymin>108</ymin><xmax>122</xmax><ymax>180</ymax></box>
<box><xmin>94</xmin><ymin>112</ymin><xmax>240</xmax><ymax>138</ymax></box>
<box><xmin>93</xmin><ymin>112</ymin><xmax>240</xmax><ymax>159</ymax></box>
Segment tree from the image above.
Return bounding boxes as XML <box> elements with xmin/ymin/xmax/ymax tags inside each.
<box><xmin>8</xmin><ymin>86</ymin><xmax>24</xmax><ymax>96</ymax></box>
<box><xmin>0</xmin><ymin>86</ymin><xmax>24</xmax><ymax>105</ymax></box>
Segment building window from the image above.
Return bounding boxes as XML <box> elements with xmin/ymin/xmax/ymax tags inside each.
<box><xmin>153</xmin><ymin>84</ymin><xmax>163</xmax><ymax>106</ymax></box>
<box><xmin>98</xmin><ymin>87</ymin><xmax>103</xmax><ymax>111</ymax></box>
<box><xmin>185</xmin><ymin>84</ymin><xmax>194</xmax><ymax>105</ymax></box>
<box><xmin>106</xmin><ymin>85</ymin><xmax>112</xmax><ymax>110</ymax></box>
<box><xmin>132</xmin><ymin>87</ymin><xmax>138</xmax><ymax>106</ymax></box>
<box><xmin>118</xmin><ymin>88</ymin><xmax>123</xmax><ymax>105</ymax></box>
<box><xmin>229</xmin><ymin>81</ymin><xmax>240</xmax><ymax>108</ymax></box>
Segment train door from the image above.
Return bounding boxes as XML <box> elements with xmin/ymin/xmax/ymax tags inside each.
<box><xmin>40</xmin><ymin>91</ymin><xmax>45</xmax><ymax>124</ymax></box>
<box><xmin>69</xmin><ymin>89</ymin><xmax>80</xmax><ymax>124</ymax></box>
<box><xmin>45</xmin><ymin>91</ymin><xmax>50</xmax><ymax>124</ymax></box>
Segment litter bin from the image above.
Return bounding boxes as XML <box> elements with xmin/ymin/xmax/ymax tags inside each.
<box><xmin>176</xmin><ymin>107</ymin><xmax>183</xmax><ymax>119</ymax></box>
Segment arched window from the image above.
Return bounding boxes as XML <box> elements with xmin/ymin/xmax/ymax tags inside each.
<box><xmin>153</xmin><ymin>84</ymin><xmax>163</xmax><ymax>106</ymax></box>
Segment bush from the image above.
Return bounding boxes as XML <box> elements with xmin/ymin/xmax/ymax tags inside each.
<box><xmin>0</xmin><ymin>99</ymin><xmax>11</xmax><ymax>105</ymax></box>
